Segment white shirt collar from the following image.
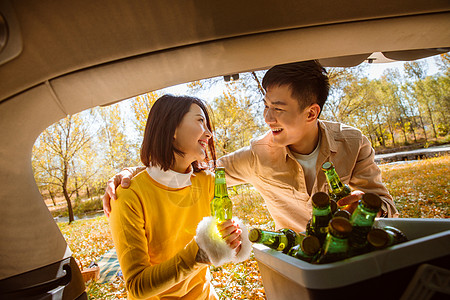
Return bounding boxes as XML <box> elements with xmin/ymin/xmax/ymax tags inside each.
<box><xmin>146</xmin><ymin>165</ymin><xmax>193</xmax><ymax>188</ymax></box>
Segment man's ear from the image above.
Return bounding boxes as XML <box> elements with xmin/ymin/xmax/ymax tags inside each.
<box><xmin>307</xmin><ymin>104</ymin><xmax>321</xmax><ymax>121</ymax></box>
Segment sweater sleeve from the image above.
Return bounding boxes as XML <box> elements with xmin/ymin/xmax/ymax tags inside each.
<box><xmin>349</xmin><ymin>135</ymin><xmax>399</xmax><ymax>217</ymax></box>
<box><xmin>109</xmin><ymin>187</ymin><xmax>205</xmax><ymax>300</ymax></box>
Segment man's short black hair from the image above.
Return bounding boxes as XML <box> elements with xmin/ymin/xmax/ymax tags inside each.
<box><xmin>262</xmin><ymin>60</ymin><xmax>330</xmax><ymax>112</ymax></box>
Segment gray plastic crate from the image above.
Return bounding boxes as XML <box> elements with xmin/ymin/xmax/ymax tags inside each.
<box><xmin>253</xmin><ymin>218</ymin><xmax>450</xmax><ymax>300</ymax></box>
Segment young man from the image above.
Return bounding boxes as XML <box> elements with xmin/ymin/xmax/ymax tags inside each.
<box><xmin>103</xmin><ymin>60</ymin><xmax>398</xmax><ymax>233</ymax></box>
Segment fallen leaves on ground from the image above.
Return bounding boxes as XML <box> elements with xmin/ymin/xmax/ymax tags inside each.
<box><xmin>380</xmin><ymin>155</ymin><xmax>450</xmax><ymax>218</ymax></box>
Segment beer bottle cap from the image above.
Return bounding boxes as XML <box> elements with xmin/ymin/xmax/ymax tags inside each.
<box><xmin>249</xmin><ymin>228</ymin><xmax>262</xmax><ymax>242</ymax></box>
<box><xmin>321</xmin><ymin>161</ymin><xmax>334</xmax><ymax>171</ymax></box>
<box><xmin>302</xmin><ymin>236</ymin><xmax>321</xmax><ymax>255</ymax></box>
<box><xmin>312</xmin><ymin>192</ymin><xmax>330</xmax><ymax>208</ymax></box>
<box><xmin>367</xmin><ymin>228</ymin><xmax>389</xmax><ymax>248</ymax></box>
<box><xmin>329</xmin><ymin>217</ymin><xmax>352</xmax><ymax>238</ymax></box>
<box><xmin>362</xmin><ymin>193</ymin><xmax>382</xmax><ymax>210</ymax></box>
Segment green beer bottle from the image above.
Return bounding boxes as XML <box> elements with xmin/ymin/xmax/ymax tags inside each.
<box><xmin>278</xmin><ymin>228</ymin><xmax>299</xmax><ymax>254</ymax></box>
<box><xmin>306</xmin><ymin>192</ymin><xmax>333</xmax><ymax>245</ymax></box>
<box><xmin>330</xmin><ymin>199</ymin><xmax>338</xmax><ymax>215</ymax></box>
<box><xmin>367</xmin><ymin>226</ymin><xmax>408</xmax><ymax>250</ymax></box>
<box><xmin>322</xmin><ymin>162</ymin><xmax>351</xmax><ymax>202</ymax></box>
<box><xmin>316</xmin><ymin>217</ymin><xmax>352</xmax><ymax>264</ymax></box>
<box><xmin>249</xmin><ymin>228</ymin><xmax>297</xmax><ymax>253</ymax></box>
<box><xmin>210</xmin><ymin>167</ymin><xmax>232</xmax><ymax>222</ymax></box>
<box><xmin>348</xmin><ymin>193</ymin><xmax>382</xmax><ymax>253</ymax></box>
<box><xmin>287</xmin><ymin>235</ymin><xmax>321</xmax><ymax>263</ymax></box>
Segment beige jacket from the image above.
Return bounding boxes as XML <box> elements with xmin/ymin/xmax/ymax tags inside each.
<box><xmin>219</xmin><ymin>120</ymin><xmax>398</xmax><ymax>233</ymax></box>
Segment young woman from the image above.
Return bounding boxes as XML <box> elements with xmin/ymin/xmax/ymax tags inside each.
<box><xmin>109</xmin><ymin>94</ymin><xmax>251</xmax><ymax>300</ymax></box>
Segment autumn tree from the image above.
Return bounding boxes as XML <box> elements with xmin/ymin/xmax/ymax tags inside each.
<box><xmin>93</xmin><ymin>103</ymin><xmax>139</xmax><ymax>184</ymax></box>
<box><xmin>33</xmin><ymin>114</ymin><xmax>94</xmax><ymax>223</ymax></box>
<box><xmin>403</xmin><ymin>61</ymin><xmax>434</xmax><ymax>141</ymax></box>
<box><xmin>211</xmin><ymin>89</ymin><xmax>266</xmax><ymax>157</ymax></box>
<box><xmin>32</xmin><ymin>143</ymin><xmax>60</xmax><ymax>206</ymax></box>
<box><xmin>130</xmin><ymin>92</ymin><xmax>160</xmax><ymax>138</ymax></box>
<box><xmin>186</xmin><ymin>71</ymin><xmax>267</xmax><ymax>128</ymax></box>
<box><xmin>323</xmin><ymin>66</ymin><xmax>367</xmax><ymax>123</ymax></box>
<box><xmin>421</xmin><ymin>75</ymin><xmax>450</xmax><ymax>136</ymax></box>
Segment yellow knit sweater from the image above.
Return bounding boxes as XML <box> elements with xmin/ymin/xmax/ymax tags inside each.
<box><xmin>109</xmin><ymin>169</ymin><xmax>216</xmax><ymax>299</ymax></box>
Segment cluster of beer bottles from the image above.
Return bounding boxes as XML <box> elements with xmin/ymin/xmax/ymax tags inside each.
<box><xmin>249</xmin><ymin>162</ymin><xmax>408</xmax><ymax>264</ymax></box>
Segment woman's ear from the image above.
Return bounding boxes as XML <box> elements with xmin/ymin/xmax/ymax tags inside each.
<box><xmin>307</xmin><ymin>104</ymin><xmax>321</xmax><ymax>121</ymax></box>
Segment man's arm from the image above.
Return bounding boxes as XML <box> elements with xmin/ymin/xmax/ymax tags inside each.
<box><xmin>347</xmin><ymin>135</ymin><xmax>399</xmax><ymax>217</ymax></box>
<box><xmin>218</xmin><ymin>145</ymin><xmax>255</xmax><ymax>187</ymax></box>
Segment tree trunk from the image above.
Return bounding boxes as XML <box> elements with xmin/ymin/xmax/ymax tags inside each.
<box><xmin>425</xmin><ymin>103</ymin><xmax>438</xmax><ymax>138</ymax></box>
<box><xmin>63</xmin><ymin>188</ymin><xmax>74</xmax><ymax>224</ymax></box>
<box><xmin>375</xmin><ymin>114</ymin><xmax>385</xmax><ymax>147</ymax></box>
<box><xmin>409</xmin><ymin>117</ymin><xmax>418</xmax><ymax>143</ymax></box>
<box><xmin>63</xmin><ymin>163</ymin><xmax>74</xmax><ymax>224</ymax></box>
<box><xmin>387</xmin><ymin>120</ymin><xmax>396</xmax><ymax>147</ymax></box>
<box><xmin>48</xmin><ymin>188</ymin><xmax>57</xmax><ymax>206</ymax></box>
<box><xmin>399</xmin><ymin>117</ymin><xmax>409</xmax><ymax>144</ymax></box>
<box><xmin>367</xmin><ymin>132</ymin><xmax>375</xmax><ymax>146</ymax></box>
<box><xmin>417</xmin><ymin>110</ymin><xmax>428</xmax><ymax>142</ymax></box>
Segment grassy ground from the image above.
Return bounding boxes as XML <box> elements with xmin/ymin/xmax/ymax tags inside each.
<box><xmin>380</xmin><ymin>155</ymin><xmax>449</xmax><ymax>218</ymax></box>
<box><xmin>58</xmin><ymin>155</ymin><xmax>450</xmax><ymax>299</ymax></box>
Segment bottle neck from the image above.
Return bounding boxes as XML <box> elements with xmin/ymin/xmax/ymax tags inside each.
<box><xmin>324</xmin><ymin>168</ymin><xmax>345</xmax><ymax>193</ymax></box>
<box><xmin>214</xmin><ymin>172</ymin><xmax>228</xmax><ymax>197</ymax></box>
<box><xmin>312</xmin><ymin>205</ymin><xmax>332</xmax><ymax>216</ymax></box>
<box><xmin>384</xmin><ymin>226</ymin><xmax>408</xmax><ymax>243</ymax></box>
<box><xmin>214</xmin><ymin>182</ymin><xmax>228</xmax><ymax>198</ymax></box>
<box><xmin>259</xmin><ymin>231</ymin><xmax>283</xmax><ymax>243</ymax></box>
<box><xmin>382</xmin><ymin>231</ymin><xmax>396</xmax><ymax>247</ymax></box>
<box><xmin>350</xmin><ymin>202</ymin><xmax>378</xmax><ymax>226</ymax></box>
<box><xmin>323</xmin><ymin>234</ymin><xmax>348</xmax><ymax>254</ymax></box>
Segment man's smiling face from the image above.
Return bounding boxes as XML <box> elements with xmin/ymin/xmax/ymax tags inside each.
<box><xmin>263</xmin><ymin>84</ymin><xmax>311</xmax><ymax>151</ymax></box>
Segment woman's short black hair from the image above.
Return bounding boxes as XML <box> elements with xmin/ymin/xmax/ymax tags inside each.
<box><xmin>140</xmin><ymin>94</ymin><xmax>216</xmax><ymax>172</ymax></box>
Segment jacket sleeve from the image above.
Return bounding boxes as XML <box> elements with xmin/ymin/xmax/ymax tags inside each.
<box><xmin>109</xmin><ymin>187</ymin><xmax>206</xmax><ymax>300</ymax></box>
<box><xmin>349</xmin><ymin>135</ymin><xmax>399</xmax><ymax>217</ymax></box>
<box><xmin>218</xmin><ymin>146</ymin><xmax>255</xmax><ymax>187</ymax></box>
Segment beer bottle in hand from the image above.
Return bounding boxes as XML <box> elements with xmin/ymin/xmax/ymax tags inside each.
<box><xmin>249</xmin><ymin>228</ymin><xmax>298</xmax><ymax>253</ymax></box>
<box><xmin>210</xmin><ymin>167</ymin><xmax>232</xmax><ymax>222</ymax></box>
<box><xmin>307</xmin><ymin>192</ymin><xmax>333</xmax><ymax>245</ymax></box>
<box><xmin>316</xmin><ymin>217</ymin><xmax>352</xmax><ymax>264</ymax></box>
<box><xmin>322</xmin><ymin>162</ymin><xmax>351</xmax><ymax>202</ymax></box>
<box><xmin>367</xmin><ymin>226</ymin><xmax>408</xmax><ymax>250</ymax></box>
<box><xmin>348</xmin><ymin>193</ymin><xmax>381</xmax><ymax>254</ymax></box>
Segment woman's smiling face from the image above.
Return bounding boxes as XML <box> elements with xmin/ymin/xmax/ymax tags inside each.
<box><xmin>173</xmin><ymin>103</ymin><xmax>212</xmax><ymax>170</ymax></box>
